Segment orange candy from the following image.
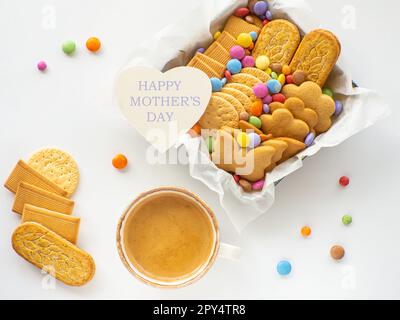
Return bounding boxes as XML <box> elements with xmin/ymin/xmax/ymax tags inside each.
<box><xmin>301</xmin><ymin>226</ymin><xmax>312</xmax><ymax>237</ymax></box>
<box><xmin>189</xmin><ymin>123</ymin><xmax>202</xmax><ymax>137</ymax></box>
<box><xmin>250</xmin><ymin>100</ymin><xmax>263</xmax><ymax>117</ymax></box>
<box><xmin>282</xmin><ymin>64</ymin><xmax>291</xmax><ymax>75</ymax></box>
<box><xmin>112</xmin><ymin>154</ymin><xmax>128</xmax><ymax>170</ymax></box>
<box><xmin>86</xmin><ymin>37</ymin><xmax>101</xmax><ymax>52</ymax></box>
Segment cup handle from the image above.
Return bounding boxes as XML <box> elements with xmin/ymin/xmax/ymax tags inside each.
<box><xmin>218</xmin><ymin>242</ymin><xmax>241</xmax><ymax>261</ymax></box>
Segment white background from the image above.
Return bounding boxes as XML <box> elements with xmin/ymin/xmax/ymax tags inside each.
<box><xmin>0</xmin><ymin>0</ymin><xmax>399</xmax><ymax>300</ymax></box>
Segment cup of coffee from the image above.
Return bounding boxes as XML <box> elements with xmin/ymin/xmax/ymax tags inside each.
<box><xmin>116</xmin><ymin>187</ymin><xmax>240</xmax><ymax>288</ymax></box>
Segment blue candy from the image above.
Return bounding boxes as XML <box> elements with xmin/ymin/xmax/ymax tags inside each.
<box><xmin>263</xmin><ymin>104</ymin><xmax>270</xmax><ymax>114</ymax></box>
<box><xmin>226</xmin><ymin>59</ymin><xmax>242</xmax><ymax>74</ymax></box>
<box><xmin>248</xmin><ymin>133</ymin><xmax>261</xmax><ymax>149</ymax></box>
<box><xmin>266</xmin><ymin>10</ymin><xmax>273</xmax><ymax>20</ymax></box>
<box><xmin>267</xmin><ymin>79</ymin><xmax>282</xmax><ymax>94</ymax></box>
<box><xmin>304</xmin><ymin>132</ymin><xmax>315</xmax><ymax>147</ymax></box>
<box><xmin>220</xmin><ymin>77</ymin><xmax>227</xmax><ymax>86</ymax></box>
<box><xmin>249</xmin><ymin>31</ymin><xmax>258</xmax><ymax>42</ymax></box>
<box><xmin>334</xmin><ymin>100</ymin><xmax>343</xmax><ymax>116</ymax></box>
<box><xmin>253</xmin><ymin>1</ymin><xmax>268</xmax><ymax>16</ymax></box>
<box><xmin>210</xmin><ymin>78</ymin><xmax>222</xmax><ymax>92</ymax></box>
<box><xmin>277</xmin><ymin>260</ymin><xmax>292</xmax><ymax>276</ymax></box>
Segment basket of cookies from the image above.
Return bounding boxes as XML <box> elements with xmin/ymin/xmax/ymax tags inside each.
<box><xmin>117</xmin><ymin>0</ymin><xmax>388</xmax><ymax>231</ymax></box>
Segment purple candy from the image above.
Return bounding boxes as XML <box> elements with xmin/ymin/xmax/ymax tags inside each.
<box><xmin>263</xmin><ymin>94</ymin><xmax>273</xmax><ymax>104</ymax></box>
<box><xmin>334</xmin><ymin>100</ymin><xmax>343</xmax><ymax>116</ymax></box>
<box><xmin>266</xmin><ymin>10</ymin><xmax>273</xmax><ymax>20</ymax></box>
<box><xmin>263</xmin><ymin>104</ymin><xmax>270</xmax><ymax>114</ymax></box>
<box><xmin>258</xmin><ymin>14</ymin><xmax>266</xmax><ymax>20</ymax></box>
<box><xmin>253</xmin><ymin>1</ymin><xmax>268</xmax><ymax>16</ymax></box>
<box><xmin>248</xmin><ymin>132</ymin><xmax>262</xmax><ymax>149</ymax></box>
<box><xmin>304</xmin><ymin>132</ymin><xmax>315</xmax><ymax>147</ymax></box>
<box><xmin>253</xmin><ymin>83</ymin><xmax>268</xmax><ymax>98</ymax></box>
<box><xmin>241</xmin><ymin>55</ymin><xmax>255</xmax><ymax>68</ymax></box>
<box><xmin>252</xmin><ymin>179</ymin><xmax>265</xmax><ymax>191</ymax></box>
<box><xmin>197</xmin><ymin>47</ymin><xmax>205</xmax><ymax>53</ymax></box>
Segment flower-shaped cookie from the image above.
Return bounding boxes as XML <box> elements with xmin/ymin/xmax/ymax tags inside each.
<box><xmin>260</xmin><ymin>109</ymin><xmax>310</xmax><ymax>142</ymax></box>
<box><xmin>281</xmin><ymin>81</ymin><xmax>335</xmax><ymax>134</ymax></box>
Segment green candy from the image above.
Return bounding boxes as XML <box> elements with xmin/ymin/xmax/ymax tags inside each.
<box><xmin>342</xmin><ymin>214</ymin><xmax>352</xmax><ymax>225</ymax></box>
<box><xmin>322</xmin><ymin>88</ymin><xmax>334</xmax><ymax>98</ymax></box>
<box><xmin>206</xmin><ymin>136</ymin><xmax>213</xmax><ymax>153</ymax></box>
<box><xmin>62</xmin><ymin>40</ymin><xmax>76</xmax><ymax>55</ymax></box>
<box><xmin>249</xmin><ymin>116</ymin><xmax>262</xmax><ymax>129</ymax></box>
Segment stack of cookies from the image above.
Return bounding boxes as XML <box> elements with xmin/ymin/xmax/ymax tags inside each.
<box><xmin>4</xmin><ymin>149</ymin><xmax>95</xmax><ymax>286</ymax></box>
<box><xmin>188</xmin><ymin>0</ymin><xmax>343</xmax><ymax>192</ymax></box>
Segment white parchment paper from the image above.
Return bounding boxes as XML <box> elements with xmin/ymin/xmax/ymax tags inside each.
<box><xmin>118</xmin><ymin>0</ymin><xmax>390</xmax><ymax>232</ymax></box>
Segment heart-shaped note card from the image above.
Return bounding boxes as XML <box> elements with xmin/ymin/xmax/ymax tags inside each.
<box><xmin>115</xmin><ymin>66</ymin><xmax>211</xmax><ymax>153</ymax></box>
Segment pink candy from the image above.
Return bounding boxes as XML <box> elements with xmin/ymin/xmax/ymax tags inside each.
<box><xmin>253</xmin><ymin>83</ymin><xmax>268</xmax><ymax>98</ymax></box>
<box><xmin>233</xmin><ymin>175</ymin><xmax>240</xmax><ymax>183</ymax></box>
<box><xmin>252</xmin><ymin>179</ymin><xmax>265</xmax><ymax>191</ymax></box>
<box><xmin>37</xmin><ymin>60</ymin><xmax>47</xmax><ymax>71</ymax></box>
<box><xmin>241</xmin><ymin>55</ymin><xmax>255</xmax><ymax>68</ymax></box>
<box><xmin>263</xmin><ymin>95</ymin><xmax>273</xmax><ymax>104</ymax></box>
<box><xmin>229</xmin><ymin>45</ymin><xmax>245</xmax><ymax>60</ymax></box>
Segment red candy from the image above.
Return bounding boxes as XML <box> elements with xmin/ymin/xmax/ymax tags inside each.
<box><xmin>224</xmin><ymin>70</ymin><xmax>232</xmax><ymax>81</ymax></box>
<box><xmin>262</xmin><ymin>19</ymin><xmax>270</xmax><ymax>26</ymax></box>
<box><xmin>233</xmin><ymin>174</ymin><xmax>240</xmax><ymax>183</ymax></box>
<box><xmin>286</xmin><ymin>74</ymin><xmax>294</xmax><ymax>84</ymax></box>
<box><xmin>272</xmin><ymin>93</ymin><xmax>286</xmax><ymax>103</ymax></box>
<box><xmin>234</xmin><ymin>7</ymin><xmax>250</xmax><ymax>17</ymax></box>
<box><xmin>339</xmin><ymin>176</ymin><xmax>350</xmax><ymax>187</ymax></box>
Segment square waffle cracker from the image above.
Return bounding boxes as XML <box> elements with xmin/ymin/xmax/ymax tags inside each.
<box><xmin>215</xmin><ymin>31</ymin><xmax>237</xmax><ymax>51</ymax></box>
<box><xmin>252</xmin><ymin>19</ymin><xmax>301</xmax><ymax>65</ymax></box>
<box><xmin>205</xmin><ymin>42</ymin><xmax>231</xmax><ymax>65</ymax></box>
<box><xmin>193</xmin><ymin>53</ymin><xmax>226</xmax><ymax>77</ymax></box>
<box><xmin>187</xmin><ymin>56</ymin><xmax>220</xmax><ymax>78</ymax></box>
<box><xmin>223</xmin><ymin>16</ymin><xmax>261</xmax><ymax>38</ymax></box>
<box><xmin>289</xmin><ymin>29</ymin><xmax>341</xmax><ymax>87</ymax></box>
<box><xmin>13</xmin><ymin>182</ymin><xmax>74</xmax><ymax>215</ymax></box>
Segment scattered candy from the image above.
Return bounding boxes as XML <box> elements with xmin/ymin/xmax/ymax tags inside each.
<box><xmin>272</xmin><ymin>93</ymin><xmax>285</xmax><ymax>103</ymax></box>
<box><xmin>255</xmin><ymin>55</ymin><xmax>270</xmax><ymax>70</ymax></box>
<box><xmin>262</xmin><ymin>19</ymin><xmax>270</xmax><ymax>26</ymax></box>
<box><xmin>248</xmin><ymin>0</ymin><xmax>258</xmax><ymax>12</ymax></box>
<box><xmin>37</xmin><ymin>60</ymin><xmax>47</xmax><ymax>71</ymax></box>
<box><xmin>239</xmin><ymin>179</ymin><xmax>252</xmax><ymax>192</ymax></box>
<box><xmin>342</xmin><ymin>214</ymin><xmax>352</xmax><ymax>225</ymax></box>
<box><xmin>245</xmin><ymin>15</ymin><xmax>255</xmax><ymax>24</ymax></box>
<box><xmin>237</xmin><ymin>33</ymin><xmax>253</xmax><ymax>48</ymax></box>
<box><xmin>265</xmin><ymin>10</ymin><xmax>273</xmax><ymax>20</ymax></box>
<box><xmin>236</xmin><ymin>132</ymin><xmax>250</xmax><ymax>148</ymax></box>
<box><xmin>286</xmin><ymin>74</ymin><xmax>294</xmax><ymax>84</ymax></box>
<box><xmin>239</xmin><ymin>111</ymin><xmax>250</xmax><ymax>121</ymax></box>
<box><xmin>270</xmin><ymin>63</ymin><xmax>282</xmax><ymax>74</ymax></box>
<box><xmin>263</xmin><ymin>103</ymin><xmax>270</xmax><ymax>114</ymax></box>
<box><xmin>213</xmin><ymin>31</ymin><xmax>222</xmax><ymax>40</ymax></box>
<box><xmin>86</xmin><ymin>37</ymin><xmax>101</xmax><ymax>52</ymax></box>
<box><xmin>241</xmin><ymin>55</ymin><xmax>255</xmax><ymax>68</ymax></box>
<box><xmin>339</xmin><ymin>176</ymin><xmax>350</xmax><ymax>187</ymax></box>
<box><xmin>253</xmin><ymin>83</ymin><xmax>268</xmax><ymax>99</ymax></box>
<box><xmin>197</xmin><ymin>47</ymin><xmax>206</xmax><ymax>53</ymax></box>
<box><xmin>282</xmin><ymin>65</ymin><xmax>291</xmax><ymax>75</ymax></box>
<box><xmin>229</xmin><ymin>45</ymin><xmax>246</xmax><ymax>60</ymax></box>
<box><xmin>234</xmin><ymin>7</ymin><xmax>250</xmax><ymax>17</ymax></box>
<box><xmin>293</xmin><ymin>70</ymin><xmax>307</xmax><ymax>86</ymax></box>
<box><xmin>301</xmin><ymin>226</ymin><xmax>312</xmax><ymax>237</ymax></box>
<box><xmin>226</xmin><ymin>59</ymin><xmax>242</xmax><ymax>74</ymax></box>
<box><xmin>304</xmin><ymin>132</ymin><xmax>315</xmax><ymax>146</ymax></box>
<box><xmin>322</xmin><ymin>88</ymin><xmax>334</xmax><ymax>98</ymax></box>
<box><xmin>249</xmin><ymin>116</ymin><xmax>262</xmax><ymax>129</ymax></box>
<box><xmin>278</xmin><ymin>73</ymin><xmax>286</xmax><ymax>86</ymax></box>
<box><xmin>233</xmin><ymin>174</ymin><xmax>241</xmax><ymax>183</ymax></box>
<box><xmin>250</xmin><ymin>100</ymin><xmax>263</xmax><ymax>116</ymax></box>
<box><xmin>277</xmin><ymin>260</ymin><xmax>292</xmax><ymax>276</ymax></box>
<box><xmin>248</xmin><ymin>132</ymin><xmax>262</xmax><ymax>149</ymax></box>
<box><xmin>265</xmin><ymin>67</ymin><xmax>272</xmax><ymax>75</ymax></box>
<box><xmin>210</xmin><ymin>77</ymin><xmax>222</xmax><ymax>92</ymax></box>
<box><xmin>112</xmin><ymin>154</ymin><xmax>128</xmax><ymax>170</ymax></box>
<box><xmin>224</xmin><ymin>70</ymin><xmax>232</xmax><ymax>81</ymax></box>
<box><xmin>249</xmin><ymin>31</ymin><xmax>258</xmax><ymax>42</ymax></box>
<box><xmin>62</xmin><ymin>40</ymin><xmax>76</xmax><ymax>55</ymax></box>
<box><xmin>334</xmin><ymin>100</ymin><xmax>343</xmax><ymax>116</ymax></box>
<box><xmin>263</xmin><ymin>95</ymin><xmax>273</xmax><ymax>104</ymax></box>
<box><xmin>267</xmin><ymin>79</ymin><xmax>282</xmax><ymax>94</ymax></box>
<box><xmin>252</xmin><ymin>179</ymin><xmax>265</xmax><ymax>191</ymax></box>
<box><xmin>330</xmin><ymin>245</ymin><xmax>345</xmax><ymax>260</ymax></box>
<box><xmin>221</xmin><ymin>77</ymin><xmax>227</xmax><ymax>86</ymax></box>
<box><xmin>253</xmin><ymin>1</ymin><xmax>268</xmax><ymax>16</ymax></box>
<box><xmin>271</xmin><ymin>71</ymin><xmax>278</xmax><ymax>79</ymax></box>
<box><xmin>206</xmin><ymin>136</ymin><xmax>213</xmax><ymax>153</ymax></box>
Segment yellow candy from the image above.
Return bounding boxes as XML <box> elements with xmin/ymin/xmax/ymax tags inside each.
<box><xmin>236</xmin><ymin>33</ymin><xmax>253</xmax><ymax>48</ymax></box>
<box><xmin>236</xmin><ymin>132</ymin><xmax>249</xmax><ymax>148</ymax></box>
<box><xmin>265</xmin><ymin>67</ymin><xmax>272</xmax><ymax>75</ymax></box>
<box><xmin>213</xmin><ymin>31</ymin><xmax>221</xmax><ymax>40</ymax></box>
<box><xmin>278</xmin><ymin>74</ymin><xmax>286</xmax><ymax>85</ymax></box>
<box><xmin>255</xmin><ymin>55</ymin><xmax>270</xmax><ymax>70</ymax></box>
